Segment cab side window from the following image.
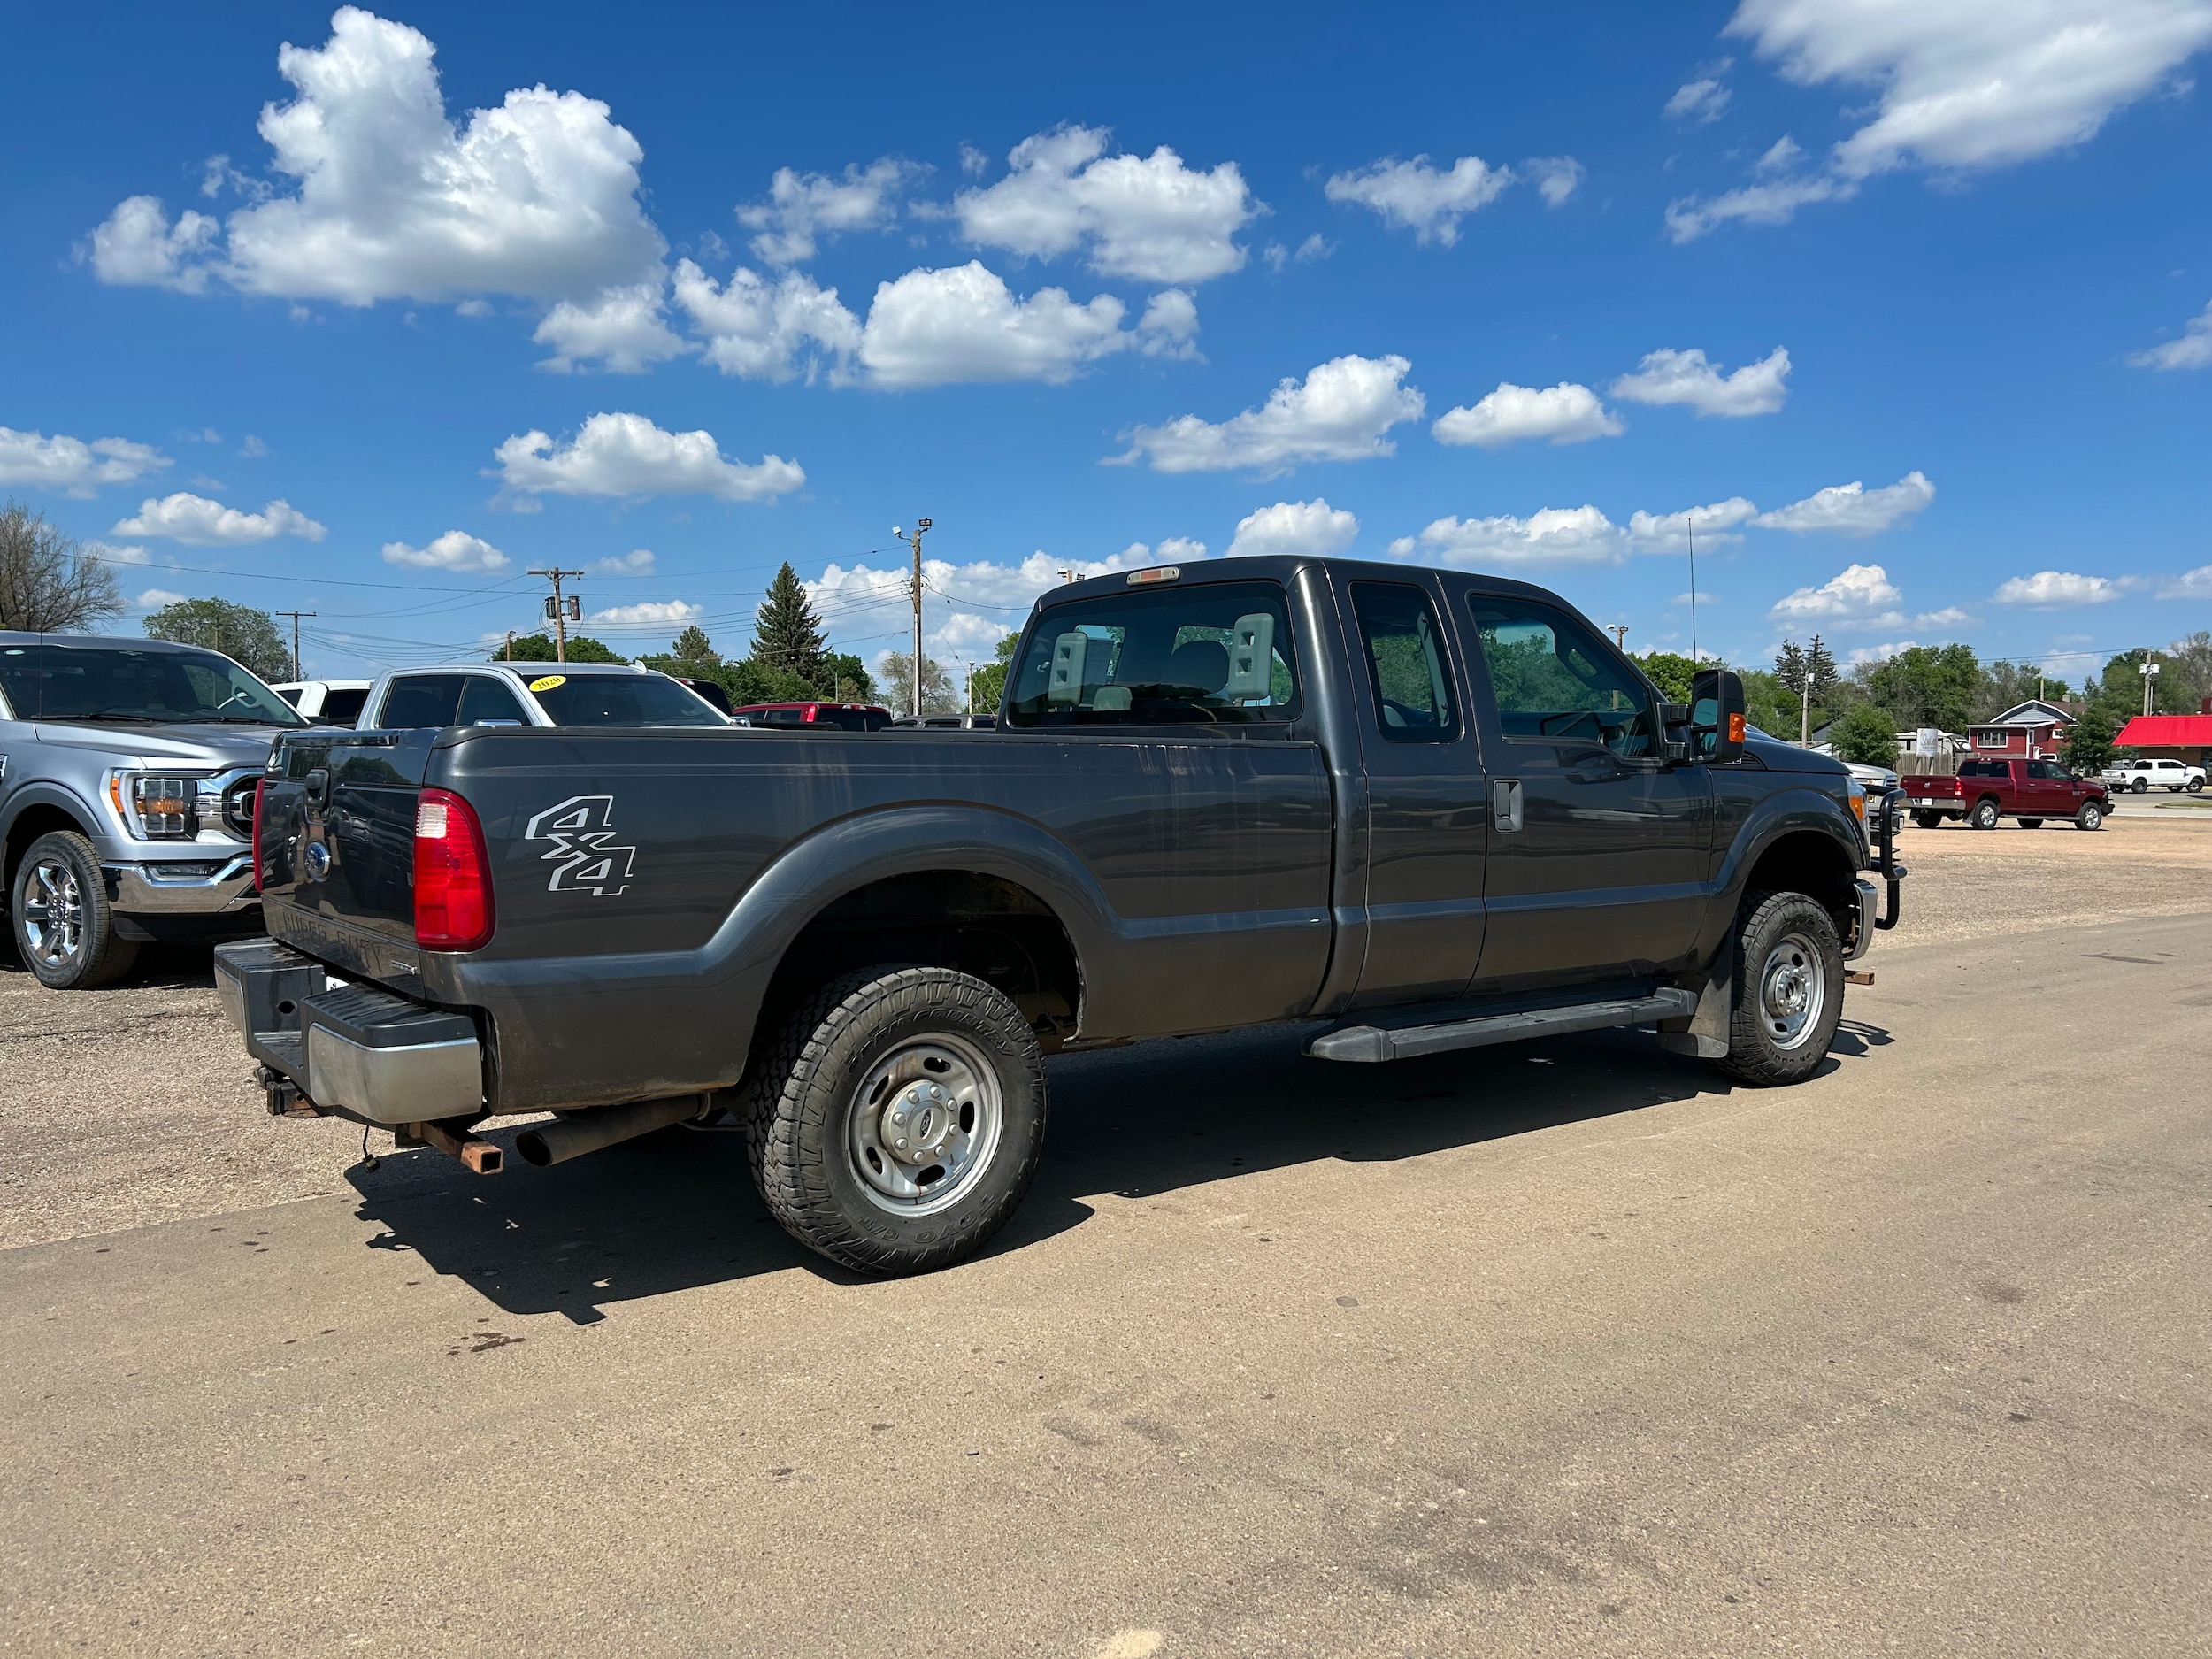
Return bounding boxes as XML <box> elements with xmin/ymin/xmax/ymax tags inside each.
<box><xmin>457</xmin><ymin>676</ymin><xmax>529</xmax><ymax>726</ymax></box>
<box><xmin>1350</xmin><ymin>583</ymin><xmax>1457</xmax><ymax>742</ymax></box>
<box><xmin>1469</xmin><ymin>596</ymin><xmax>1655</xmax><ymax>758</ymax></box>
<box><xmin>379</xmin><ymin>674</ymin><xmax>464</xmax><ymax>728</ymax></box>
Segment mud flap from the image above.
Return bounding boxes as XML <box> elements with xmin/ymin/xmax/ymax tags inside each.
<box><xmin>1656</xmin><ymin>958</ymin><xmax>1731</xmax><ymax>1060</ymax></box>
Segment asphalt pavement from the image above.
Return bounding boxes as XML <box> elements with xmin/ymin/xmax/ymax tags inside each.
<box><xmin>3</xmin><ymin>904</ymin><xmax>2208</xmax><ymax>1656</ymax></box>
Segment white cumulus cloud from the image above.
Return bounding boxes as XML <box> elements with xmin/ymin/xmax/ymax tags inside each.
<box><xmin>114</xmin><ymin>492</ymin><xmax>326</xmax><ymax>544</ymax></box>
<box><xmin>381</xmin><ymin>530</ymin><xmax>507</xmax><ymax>572</ymax></box>
<box><xmin>1610</xmin><ymin>346</ymin><xmax>1792</xmax><ymax>416</ymax></box>
<box><xmin>87</xmin><ymin>7</ymin><xmax>664</xmax><ymax>305</ymax></box>
<box><xmin>1115</xmin><ymin>354</ymin><xmax>1424</xmax><ymax>474</ymax></box>
<box><xmin>1387</xmin><ymin>505</ymin><xmax>1630</xmax><ymax>568</ymax></box>
<box><xmin>1769</xmin><ymin>562</ymin><xmax>1906</xmax><ymax>618</ymax></box>
<box><xmin>858</xmin><ymin>263</ymin><xmax>1169</xmax><ymax>388</ymax></box>
<box><xmin>136</xmin><ymin>588</ymin><xmax>190</xmax><ymax>611</ymax></box>
<box><xmin>1625</xmin><ymin>497</ymin><xmax>1762</xmax><ymax>549</ymax></box>
<box><xmin>493</xmin><ymin>412</ymin><xmax>803</xmax><ymax>503</ymax></box>
<box><xmin>1225</xmin><ymin>500</ymin><xmax>1360</xmax><ymax>559</ymax></box>
<box><xmin>956</xmin><ymin>125</ymin><xmax>1256</xmax><ymax>284</ymax></box>
<box><xmin>534</xmin><ymin>281</ymin><xmax>687</xmax><ymax>373</ymax></box>
<box><xmin>1324</xmin><ymin>155</ymin><xmax>1513</xmax><ymax>245</ymax></box>
<box><xmin>1666</xmin><ymin>65</ymin><xmax>1734</xmax><ymax>123</ymax></box>
<box><xmin>1992</xmin><ymin>570</ymin><xmax>2123</xmax><ymax>606</ymax></box>
<box><xmin>738</xmin><ymin>158</ymin><xmax>921</xmax><ymax>265</ymax></box>
<box><xmin>1525</xmin><ymin>157</ymin><xmax>1586</xmax><ymax>206</ymax></box>
<box><xmin>1755</xmin><ymin>470</ymin><xmax>1935</xmax><ymax>534</ymax></box>
<box><xmin>2162</xmin><ymin>563</ymin><xmax>2212</xmax><ymax>598</ymax></box>
<box><xmin>0</xmin><ymin>427</ymin><xmax>171</xmax><ymax>495</ymax></box>
<box><xmin>1669</xmin><ymin>1</ymin><xmax>2212</xmax><ymax>238</ymax></box>
<box><xmin>2131</xmin><ymin>298</ymin><xmax>2212</xmax><ymax>370</ymax></box>
<box><xmin>595</xmin><ymin>549</ymin><xmax>655</xmax><ymax>574</ymax></box>
<box><xmin>672</xmin><ymin>260</ymin><xmax>863</xmax><ymax>383</ymax></box>
<box><xmin>1432</xmin><ymin>381</ymin><xmax>1621</xmax><ymax>448</ymax></box>
<box><xmin>589</xmin><ymin>599</ymin><xmax>703</xmax><ymax>628</ymax></box>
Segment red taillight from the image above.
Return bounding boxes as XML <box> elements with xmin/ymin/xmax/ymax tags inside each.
<box><xmin>413</xmin><ymin>787</ymin><xmax>495</xmax><ymax>950</ymax></box>
<box><xmin>803</xmin><ymin>703</ymin><xmax>819</xmax><ymax>723</ymax></box>
<box><xmin>250</xmin><ymin>779</ymin><xmax>266</xmax><ymax>887</ymax></box>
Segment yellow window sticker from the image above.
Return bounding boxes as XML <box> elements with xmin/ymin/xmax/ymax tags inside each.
<box><xmin>528</xmin><ymin>674</ymin><xmax>567</xmax><ymax>692</ymax></box>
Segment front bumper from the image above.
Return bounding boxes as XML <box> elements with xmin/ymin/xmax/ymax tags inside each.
<box><xmin>108</xmin><ymin>852</ymin><xmax>257</xmax><ymax>915</ymax></box>
<box><xmin>213</xmin><ymin>939</ymin><xmax>483</xmax><ymax>1126</ymax></box>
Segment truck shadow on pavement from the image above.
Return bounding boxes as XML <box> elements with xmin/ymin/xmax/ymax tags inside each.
<box><xmin>348</xmin><ymin>1018</ymin><xmax>1886</xmax><ymax>1324</ymax></box>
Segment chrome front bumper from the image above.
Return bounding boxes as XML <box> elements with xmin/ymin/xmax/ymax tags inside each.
<box><xmin>109</xmin><ymin>852</ymin><xmax>257</xmax><ymax>915</ymax></box>
<box><xmin>213</xmin><ymin>939</ymin><xmax>483</xmax><ymax>1126</ymax></box>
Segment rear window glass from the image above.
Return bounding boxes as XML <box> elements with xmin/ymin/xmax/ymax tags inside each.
<box><xmin>380</xmin><ymin>675</ymin><xmax>463</xmax><ymax>728</ymax></box>
<box><xmin>320</xmin><ymin>687</ymin><xmax>369</xmax><ymax>724</ymax></box>
<box><xmin>526</xmin><ymin>672</ymin><xmax>725</xmax><ymax>727</ymax></box>
<box><xmin>1004</xmin><ymin>580</ymin><xmax>1298</xmax><ymax>727</ymax></box>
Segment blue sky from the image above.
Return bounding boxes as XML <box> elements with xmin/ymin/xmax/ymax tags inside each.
<box><xmin>4</xmin><ymin>1</ymin><xmax>2210</xmax><ymax>689</ymax></box>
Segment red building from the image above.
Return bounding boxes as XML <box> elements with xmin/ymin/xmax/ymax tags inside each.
<box><xmin>1966</xmin><ymin>699</ymin><xmax>2080</xmax><ymax>760</ymax></box>
<box><xmin>2113</xmin><ymin>709</ymin><xmax>2212</xmax><ymax>770</ymax></box>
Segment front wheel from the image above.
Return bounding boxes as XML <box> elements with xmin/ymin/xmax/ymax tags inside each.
<box><xmin>1969</xmin><ymin>798</ymin><xmax>2001</xmax><ymax>831</ymax></box>
<box><xmin>11</xmin><ymin>831</ymin><xmax>140</xmax><ymax>990</ymax></box>
<box><xmin>2191</xmin><ymin>779</ymin><xmax>2205</xmax><ymax>794</ymax></box>
<box><xmin>2077</xmin><ymin>801</ymin><xmax>2106</xmax><ymax>832</ymax></box>
<box><xmin>744</xmin><ymin>967</ymin><xmax>1046</xmax><ymax>1275</ymax></box>
<box><xmin>1714</xmin><ymin>890</ymin><xmax>1845</xmax><ymax>1087</ymax></box>
<box><xmin>1912</xmin><ymin>810</ymin><xmax>1945</xmax><ymax>831</ymax></box>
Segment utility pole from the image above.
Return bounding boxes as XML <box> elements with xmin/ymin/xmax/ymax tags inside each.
<box><xmin>2141</xmin><ymin>651</ymin><xmax>2161</xmax><ymax>716</ymax></box>
<box><xmin>1056</xmin><ymin>568</ymin><xmax>1079</xmax><ymax>585</ymax></box>
<box><xmin>892</xmin><ymin>520</ymin><xmax>932</xmax><ymax>718</ymax></box>
<box><xmin>1606</xmin><ymin>625</ymin><xmax>1628</xmax><ymax>650</ymax></box>
<box><xmin>1685</xmin><ymin>511</ymin><xmax>1699</xmax><ymax>664</ymax></box>
<box><xmin>274</xmin><ymin>610</ymin><xmax>315</xmax><ymax>681</ymax></box>
<box><xmin>529</xmin><ymin>568</ymin><xmax>585</xmax><ymax>664</ymax></box>
<box><xmin>503</xmin><ymin>630</ymin><xmax>516</xmax><ymax>662</ymax></box>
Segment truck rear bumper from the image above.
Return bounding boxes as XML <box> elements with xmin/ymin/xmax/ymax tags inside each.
<box><xmin>213</xmin><ymin>939</ymin><xmax>483</xmax><ymax>1126</ymax></box>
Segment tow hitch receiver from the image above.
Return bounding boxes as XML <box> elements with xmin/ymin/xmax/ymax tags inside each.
<box><xmin>398</xmin><ymin>1118</ymin><xmax>503</xmax><ymax>1175</ymax></box>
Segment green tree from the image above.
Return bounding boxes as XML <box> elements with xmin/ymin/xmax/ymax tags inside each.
<box><xmin>1632</xmin><ymin>649</ymin><xmax>1699</xmax><ymax>703</ymax></box>
<box><xmin>822</xmin><ymin>651</ymin><xmax>873</xmax><ymax>700</ymax></box>
<box><xmin>0</xmin><ymin>501</ymin><xmax>124</xmax><ymax>632</ymax></box>
<box><xmin>2163</xmin><ymin>630</ymin><xmax>2211</xmax><ymax>712</ymax></box>
<box><xmin>1736</xmin><ymin>669</ymin><xmax>1798</xmax><ymax>740</ymax></box>
<box><xmin>1830</xmin><ymin>701</ymin><xmax>1900</xmax><ymax>767</ymax></box>
<box><xmin>751</xmin><ymin>562</ymin><xmax>827</xmax><ymax>685</ymax></box>
<box><xmin>969</xmin><ymin>632</ymin><xmax>1024</xmax><ymax>711</ymax></box>
<box><xmin>143</xmin><ymin>596</ymin><xmax>289</xmax><ymax>680</ymax></box>
<box><xmin>879</xmin><ymin>650</ymin><xmax>960</xmax><ymax>715</ymax></box>
<box><xmin>2091</xmin><ymin>646</ymin><xmax>2193</xmax><ymax>721</ymax></box>
<box><xmin>1977</xmin><ymin>659</ymin><xmax>2057</xmax><ymax>720</ymax></box>
<box><xmin>1774</xmin><ymin>634</ymin><xmax>1842</xmax><ymax>742</ymax></box>
<box><xmin>1866</xmin><ymin>644</ymin><xmax>1982</xmax><ymax>733</ymax></box>
<box><xmin>495</xmin><ymin>632</ymin><xmax>627</xmax><ymax>664</ymax></box>
<box><xmin>2060</xmin><ymin>704</ymin><xmax>2118</xmax><ymax>775</ymax></box>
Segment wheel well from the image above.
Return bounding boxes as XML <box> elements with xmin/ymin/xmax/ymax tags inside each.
<box><xmin>762</xmin><ymin>871</ymin><xmax>1083</xmax><ymax>1045</ymax></box>
<box><xmin>4</xmin><ymin>804</ymin><xmax>93</xmax><ymax>892</ymax></box>
<box><xmin>1743</xmin><ymin>831</ymin><xmax>1858</xmax><ymax>938</ymax></box>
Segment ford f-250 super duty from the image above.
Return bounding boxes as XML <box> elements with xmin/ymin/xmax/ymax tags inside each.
<box><xmin>214</xmin><ymin>556</ymin><xmax>1905</xmax><ymax>1276</ymax></box>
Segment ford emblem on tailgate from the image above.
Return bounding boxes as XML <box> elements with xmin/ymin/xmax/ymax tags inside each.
<box><xmin>303</xmin><ymin>841</ymin><xmax>332</xmax><ymax>880</ymax></box>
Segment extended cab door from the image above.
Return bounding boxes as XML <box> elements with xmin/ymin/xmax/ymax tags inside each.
<box><xmin>1340</xmin><ymin>578</ymin><xmax>1490</xmax><ymax>1006</ymax></box>
<box><xmin>1459</xmin><ymin>590</ymin><xmax>1712</xmax><ymax>989</ymax></box>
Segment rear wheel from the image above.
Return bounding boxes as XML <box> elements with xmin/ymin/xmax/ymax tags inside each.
<box><xmin>2076</xmin><ymin>800</ymin><xmax>2106</xmax><ymax>832</ymax></box>
<box><xmin>1715</xmin><ymin>890</ymin><xmax>1845</xmax><ymax>1087</ymax></box>
<box><xmin>2132</xmin><ymin>778</ymin><xmax>2147</xmax><ymax>793</ymax></box>
<box><xmin>2017</xmin><ymin>818</ymin><xmax>2043</xmax><ymax>829</ymax></box>
<box><xmin>743</xmin><ymin>967</ymin><xmax>1046</xmax><ymax>1275</ymax></box>
<box><xmin>10</xmin><ymin>832</ymin><xmax>139</xmax><ymax>990</ymax></box>
<box><xmin>1969</xmin><ymin>797</ymin><xmax>2001</xmax><ymax>831</ymax></box>
<box><xmin>1912</xmin><ymin>810</ymin><xmax>1944</xmax><ymax>831</ymax></box>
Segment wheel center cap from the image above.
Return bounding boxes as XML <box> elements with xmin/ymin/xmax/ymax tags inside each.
<box><xmin>1771</xmin><ymin>967</ymin><xmax>1808</xmax><ymax>1014</ymax></box>
<box><xmin>880</xmin><ymin>1081</ymin><xmax>956</xmax><ymax>1166</ymax></box>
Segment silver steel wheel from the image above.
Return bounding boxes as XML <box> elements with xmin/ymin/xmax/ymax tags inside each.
<box><xmin>1757</xmin><ymin>931</ymin><xmax>1826</xmax><ymax>1052</ymax></box>
<box><xmin>847</xmin><ymin>1033</ymin><xmax>1004</xmax><ymax>1217</ymax></box>
<box><xmin>19</xmin><ymin>857</ymin><xmax>86</xmax><ymax>971</ymax></box>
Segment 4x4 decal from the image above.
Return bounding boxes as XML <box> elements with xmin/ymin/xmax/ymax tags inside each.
<box><xmin>523</xmin><ymin>795</ymin><xmax>636</xmax><ymax>896</ymax></box>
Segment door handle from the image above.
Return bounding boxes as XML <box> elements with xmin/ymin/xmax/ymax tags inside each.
<box><xmin>1491</xmin><ymin>778</ymin><xmax>1524</xmax><ymax>833</ymax></box>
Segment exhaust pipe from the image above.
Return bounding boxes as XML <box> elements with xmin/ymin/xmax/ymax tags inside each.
<box><xmin>514</xmin><ymin>1093</ymin><xmax>710</xmax><ymax>1168</ymax></box>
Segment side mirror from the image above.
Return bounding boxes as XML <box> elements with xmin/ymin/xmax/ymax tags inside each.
<box><xmin>1690</xmin><ymin>668</ymin><xmax>1747</xmax><ymax>764</ymax></box>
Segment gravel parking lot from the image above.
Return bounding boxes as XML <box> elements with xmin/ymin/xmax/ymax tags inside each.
<box><xmin>3</xmin><ymin>815</ymin><xmax>2207</xmax><ymax>1656</ymax></box>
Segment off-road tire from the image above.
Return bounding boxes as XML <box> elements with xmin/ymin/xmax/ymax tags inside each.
<box><xmin>1969</xmin><ymin>797</ymin><xmax>2001</xmax><ymax>830</ymax></box>
<box><xmin>2076</xmin><ymin>800</ymin><xmax>2106</xmax><ymax>831</ymax></box>
<box><xmin>742</xmin><ymin>967</ymin><xmax>1046</xmax><ymax>1276</ymax></box>
<box><xmin>10</xmin><ymin>831</ymin><xmax>139</xmax><ymax>990</ymax></box>
<box><xmin>1911</xmin><ymin>810</ymin><xmax>1944</xmax><ymax>831</ymax></box>
<box><xmin>1714</xmin><ymin>889</ymin><xmax>1845</xmax><ymax>1087</ymax></box>
<box><xmin>2017</xmin><ymin>818</ymin><xmax>2043</xmax><ymax>829</ymax></box>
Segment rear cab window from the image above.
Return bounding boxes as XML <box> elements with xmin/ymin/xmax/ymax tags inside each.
<box><xmin>1005</xmin><ymin>580</ymin><xmax>1299</xmax><ymax>727</ymax></box>
<box><xmin>524</xmin><ymin>672</ymin><xmax>725</xmax><ymax>727</ymax></box>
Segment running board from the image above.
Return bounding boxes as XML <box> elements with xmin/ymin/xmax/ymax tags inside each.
<box><xmin>1306</xmin><ymin>988</ymin><xmax>1700</xmax><ymax>1064</ymax></box>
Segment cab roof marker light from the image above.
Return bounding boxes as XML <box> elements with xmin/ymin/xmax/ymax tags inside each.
<box><xmin>1126</xmin><ymin>566</ymin><xmax>1180</xmax><ymax>585</ymax></box>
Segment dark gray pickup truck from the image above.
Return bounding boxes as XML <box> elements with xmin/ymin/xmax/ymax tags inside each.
<box><xmin>215</xmin><ymin>556</ymin><xmax>1904</xmax><ymax>1275</ymax></box>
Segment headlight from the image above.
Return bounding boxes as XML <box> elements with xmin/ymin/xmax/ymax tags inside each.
<box><xmin>110</xmin><ymin>771</ymin><xmax>215</xmax><ymax>840</ymax></box>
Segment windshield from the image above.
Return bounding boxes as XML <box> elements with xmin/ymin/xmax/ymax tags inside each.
<box><xmin>522</xmin><ymin>672</ymin><xmax>726</xmax><ymax>727</ymax></box>
<box><xmin>0</xmin><ymin>642</ymin><xmax>304</xmax><ymax>726</ymax></box>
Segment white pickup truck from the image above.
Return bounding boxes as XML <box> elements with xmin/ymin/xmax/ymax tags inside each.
<box><xmin>2102</xmin><ymin>757</ymin><xmax>2206</xmax><ymax>794</ymax></box>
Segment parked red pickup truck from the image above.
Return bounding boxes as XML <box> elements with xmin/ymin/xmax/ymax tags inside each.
<box><xmin>1902</xmin><ymin>757</ymin><xmax>2111</xmax><ymax>830</ymax></box>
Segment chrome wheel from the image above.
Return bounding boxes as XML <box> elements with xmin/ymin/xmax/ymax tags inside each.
<box><xmin>1758</xmin><ymin>931</ymin><xmax>1826</xmax><ymax>1052</ymax></box>
<box><xmin>847</xmin><ymin>1033</ymin><xmax>1003</xmax><ymax>1216</ymax></box>
<box><xmin>19</xmin><ymin>857</ymin><xmax>86</xmax><ymax>971</ymax></box>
